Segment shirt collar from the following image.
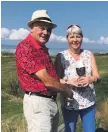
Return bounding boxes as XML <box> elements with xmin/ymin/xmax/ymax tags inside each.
<box><xmin>26</xmin><ymin>33</ymin><xmax>49</xmax><ymax>52</ymax></box>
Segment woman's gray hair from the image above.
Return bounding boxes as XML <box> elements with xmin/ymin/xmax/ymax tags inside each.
<box><xmin>67</xmin><ymin>25</ymin><xmax>83</xmax><ymax>37</ymax></box>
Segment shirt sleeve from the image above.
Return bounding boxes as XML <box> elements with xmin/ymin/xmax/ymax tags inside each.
<box><xmin>54</xmin><ymin>53</ymin><xmax>64</xmax><ymax>78</ymax></box>
<box><xmin>15</xmin><ymin>47</ymin><xmax>46</xmax><ymax>74</ymax></box>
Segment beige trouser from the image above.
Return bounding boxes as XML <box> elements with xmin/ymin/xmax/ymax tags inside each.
<box><xmin>23</xmin><ymin>93</ymin><xmax>59</xmax><ymax>132</ymax></box>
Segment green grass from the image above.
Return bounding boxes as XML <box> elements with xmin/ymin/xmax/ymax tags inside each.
<box><xmin>94</xmin><ymin>55</ymin><xmax>108</xmax><ymax>106</ymax></box>
<box><xmin>1</xmin><ymin>52</ymin><xmax>108</xmax><ymax>132</ymax></box>
<box><xmin>2</xmin><ymin>100</ymin><xmax>23</xmax><ymax>119</ymax></box>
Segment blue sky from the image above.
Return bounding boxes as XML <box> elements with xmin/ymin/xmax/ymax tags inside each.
<box><xmin>1</xmin><ymin>1</ymin><xmax>108</xmax><ymax>54</ymax></box>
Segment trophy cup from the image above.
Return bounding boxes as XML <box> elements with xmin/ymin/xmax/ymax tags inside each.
<box><xmin>76</xmin><ymin>60</ymin><xmax>85</xmax><ymax>77</ymax></box>
<box><xmin>75</xmin><ymin>60</ymin><xmax>86</xmax><ymax>87</ymax></box>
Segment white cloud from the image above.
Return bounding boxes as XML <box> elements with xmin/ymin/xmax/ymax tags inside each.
<box><xmin>1</xmin><ymin>27</ymin><xmax>29</xmax><ymax>40</ymax></box>
<box><xmin>50</xmin><ymin>33</ymin><xmax>66</xmax><ymax>43</ymax></box>
<box><xmin>83</xmin><ymin>37</ymin><xmax>97</xmax><ymax>44</ymax></box>
<box><xmin>83</xmin><ymin>37</ymin><xmax>90</xmax><ymax>43</ymax></box>
<box><xmin>100</xmin><ymin>36</ymin><xmax>108</xmax><ymax>44</ymax></box>
<box><xmin>50</xmin><ymin>35</ymin><xmax>108</xmax><ymax>44</ymax></box>
<box><xmin>9</xmin><ymin>28</ymin><xmax>29</xmax><ymax>40</ymax></box>
<box><xmin>83</xmin><ymin>36</ymin><xmax>108</xmax><ymax>44</ymax></box>
<box><xmin>1</xmin><ymin>27</ymin><xmax>108</xmax><ymax>44</ymax></box>
<box><xmin>1</xmin><ymin>28</ymin><xmax>10</xmax><ymax>38</ymax></box>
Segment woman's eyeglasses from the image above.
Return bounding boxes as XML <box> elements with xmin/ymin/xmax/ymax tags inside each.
<box><xmin>67</xmin><ymin>24</ymin><xmax>81</xmax><ymax>29</ymax></box>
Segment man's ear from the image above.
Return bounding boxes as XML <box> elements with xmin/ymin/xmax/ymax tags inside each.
<box><xmin>30</xmin><ymin>23</ymin><xmax>34</xmax><ymax>29</ymax></box>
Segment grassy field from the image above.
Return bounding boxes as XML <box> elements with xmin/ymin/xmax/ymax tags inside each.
<box><xmin>1</xmin><ymin>52</ymin><xmax>108</xmax><ymax>132</ymax></box>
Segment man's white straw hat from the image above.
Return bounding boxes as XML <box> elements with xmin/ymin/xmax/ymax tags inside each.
<box><xmin>28</xmin><ymin>10</ymin><xmax>57</xmax><ymax>29</ymax></box>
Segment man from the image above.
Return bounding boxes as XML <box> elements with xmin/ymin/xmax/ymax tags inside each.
<box><xmin>15</xmin><ymin>9</ymin><xmax>73</xmax><ymax>132</ymax></box>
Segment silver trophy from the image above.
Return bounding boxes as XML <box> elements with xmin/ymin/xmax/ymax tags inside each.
<box><xmin>75</xmin><ymin>60</ymin><xmax>86</xmax><ymax>87</ymax></box>
<box><xmin>76</xmin><ymin>60</ymin><xmax>85</xmax><ymax>77</ymax></box>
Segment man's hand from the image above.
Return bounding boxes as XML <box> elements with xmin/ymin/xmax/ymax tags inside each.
<box><xmin>62</xmin><ymin>84</ymin><xmax>73</xmax><ymax>98</ymax></box>
<box><xmin>35</xmin><ymin>68</ymin><xmax>73</xmax><ymax>97</ymax></box>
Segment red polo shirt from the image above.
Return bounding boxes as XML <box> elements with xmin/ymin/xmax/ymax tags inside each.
<box><xmin>15</xmin><ymin>34</ymin><xmax>58</xmax><ymax>95</ymax></box>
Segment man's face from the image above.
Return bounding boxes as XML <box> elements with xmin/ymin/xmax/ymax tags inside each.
<box><xmin>31</xmin><ymin>22</ymin><xmax>52</xmax><ymax>45</ymax></box>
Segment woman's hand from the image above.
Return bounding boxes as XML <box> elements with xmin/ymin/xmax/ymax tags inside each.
<box><xmin>67</xmin><ymin>78</ymin><xmax>79</xmax><ymax>87</ymax></box>
<box><xmin>77</xmin><ymin>76</ymin><xmax>90</xmax><ymax>87</ymax></box>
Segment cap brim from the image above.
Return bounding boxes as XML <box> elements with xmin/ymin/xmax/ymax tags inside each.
<box><xmin>27</xmin><ymin>19</ymin><xmax>57</xmax><ymax>29</ymax></box>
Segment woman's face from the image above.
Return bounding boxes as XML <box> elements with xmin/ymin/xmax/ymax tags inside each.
<box><xmin>67</xmin><ymin>33</ymin><xmax>83</xmax><ymax>51</ymax></box>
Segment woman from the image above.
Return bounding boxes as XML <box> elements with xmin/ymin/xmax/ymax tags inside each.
<box><xmin>54</xmin><ymin>25</ymin><xmax>101</xmax><ymax>132</ymax></box>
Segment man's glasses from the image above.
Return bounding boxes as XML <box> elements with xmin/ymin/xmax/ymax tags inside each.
<box><xmin>67</xmin><ymin>24</ymin><xmax>81</xmax><ymax>29</ymax></box>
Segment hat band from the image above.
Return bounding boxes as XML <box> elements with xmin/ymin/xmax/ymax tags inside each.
<box><xmin>34</xmin><ymin>17</ymin><xmax>52</xmax><ymax>22</ymax></box>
